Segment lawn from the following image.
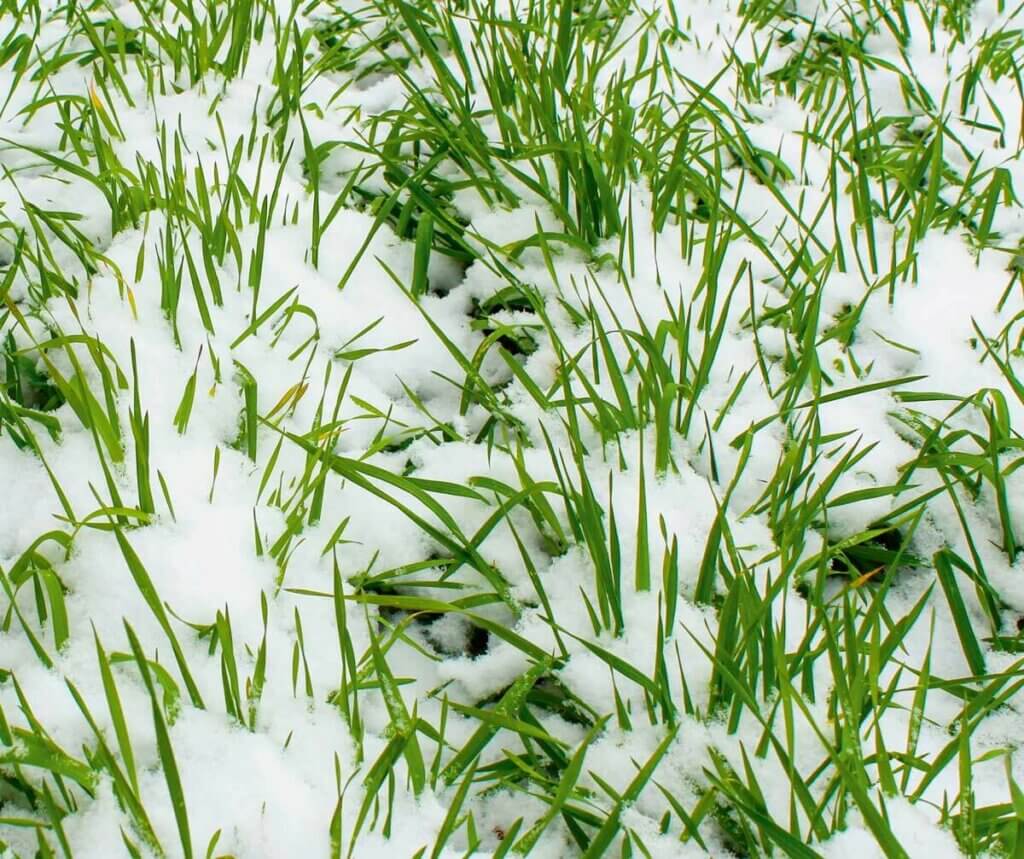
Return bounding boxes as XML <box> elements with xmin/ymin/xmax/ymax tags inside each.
<box><xmin>2</xmin><ymin>0</ymin><xmax>1024</xmax><ymax>856</ymax></box>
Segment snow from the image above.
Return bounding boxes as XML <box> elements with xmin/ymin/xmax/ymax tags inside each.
<box><xmin>1</xmin><ymin>0</ymin><xmax>1023</xmax><ymax>856</ymax></box>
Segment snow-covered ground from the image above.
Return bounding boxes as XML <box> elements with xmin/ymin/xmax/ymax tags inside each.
<box><xmin>2</xmin><ymin>0</ymin><xmax>1024</xmax><ymax>856</ymax></box>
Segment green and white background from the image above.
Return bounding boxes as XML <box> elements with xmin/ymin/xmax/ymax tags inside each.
<box><xmin>2</xmin><ymin>0</ymin><xmax>1024</xmax><ymax>855</ymax></box>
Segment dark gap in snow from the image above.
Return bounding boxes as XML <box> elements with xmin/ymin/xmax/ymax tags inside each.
<box><xmin>418</xmin><ymin>611</ymin><xmax>491</xmax><ymax>660</ymax></box>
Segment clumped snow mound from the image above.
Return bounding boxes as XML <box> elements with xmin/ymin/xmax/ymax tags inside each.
<box><xmin>1</xmin><ymin>0</ymin><xmax>1024</xmax><ymax>856</ymax></box>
